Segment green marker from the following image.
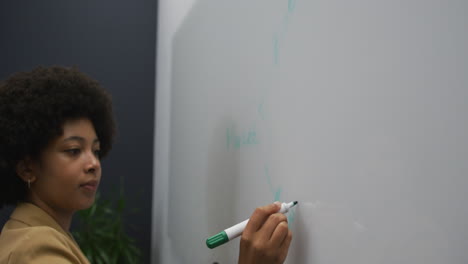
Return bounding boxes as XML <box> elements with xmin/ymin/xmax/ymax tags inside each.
<box><xmin>206</xmin><ymin>201</ymin><xmax>298</xmax><ymax>249</ymax></box>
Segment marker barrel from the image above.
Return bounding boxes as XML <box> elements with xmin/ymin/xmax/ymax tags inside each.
<box><xmin>206</xmin><ymin>201</ymin><xmax>297</xmax><ymax>249</ymax></box>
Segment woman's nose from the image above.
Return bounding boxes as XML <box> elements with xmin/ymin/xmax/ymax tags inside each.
<box><xmin>85</xmin><ymin>151</ymin><xmax>100</xmax><ymax>173</ymax></box>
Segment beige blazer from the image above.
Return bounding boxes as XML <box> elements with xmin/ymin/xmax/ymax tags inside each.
<box><xmin>0</xmin><ymin>203</ymin><xmax>90</xmax><ymax>264</ymax></box>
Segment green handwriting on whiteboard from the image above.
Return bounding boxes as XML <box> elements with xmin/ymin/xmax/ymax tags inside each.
<box><xmin>272</xmin><ymin>0</ymin><xmax>299</xmax><ymax>64</ymax></box>
<box><xmin>288</xmin><ymin>0</ymin><xmax>297</xmax><ymax>12</ymax></box>
<box><xmin>265</xmin><ymin>165</ymin><xmax>296</xmax><ymax>224</ymax></box>
<box><xmin>226</xmin><ymin>126</ymin><xmax>258</xmax><ymax>150</ymax></box>
<box><xmin>273</xmin><ymin>34</ymin><xmax>280</xmax><ymax>65</ymax></box>
<box><xmin>266</xmin><ymin>166</ymin><xmax>282</xmax><ymax>202</ymax></box>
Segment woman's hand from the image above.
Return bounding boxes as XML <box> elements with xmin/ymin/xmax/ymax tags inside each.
<box><xmin>238</xmin><ymin>202</ymin><xmax>293</xmax><ymax>264</ymax></box>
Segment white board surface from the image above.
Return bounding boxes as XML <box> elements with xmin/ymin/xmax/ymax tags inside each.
<box><xmin>158</xmin><ymin>0</ymin><xmax>468</xmax><ymax>263</ymax></box>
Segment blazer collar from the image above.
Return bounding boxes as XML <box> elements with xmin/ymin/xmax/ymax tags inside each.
<box><xmin>9</xmin><ymin>202</ymin><xmax>71</xmax><ymax>239</ymax></box>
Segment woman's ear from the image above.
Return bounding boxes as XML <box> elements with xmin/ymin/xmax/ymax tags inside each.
<box><xmin>16</xmin><ymin>158</ymin><xmax>37</xmax><ymax>184</ymax></box>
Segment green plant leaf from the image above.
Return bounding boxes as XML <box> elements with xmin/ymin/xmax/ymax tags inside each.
<box><xmin>73</xmin><ymin>191</ymin><xmax>141</xmax><ymax>264</ymax></box>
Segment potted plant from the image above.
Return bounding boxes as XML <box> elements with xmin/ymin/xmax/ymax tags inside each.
<box><xmin>72</xmin><ymin>192</ymin><xmax>141</xmax><ymax>264</ymax></box>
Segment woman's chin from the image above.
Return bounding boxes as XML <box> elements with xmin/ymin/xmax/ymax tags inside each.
<box><xmin>77</xmin><ymin>196</ymin><xmax>97</xmax><ymax>211</ymax></box>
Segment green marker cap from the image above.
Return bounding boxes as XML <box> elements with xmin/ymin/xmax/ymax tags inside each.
<box><xmin>206</xmin><ymin>231</ymin><xmax>229</xmax><ymax>249</ymax></box>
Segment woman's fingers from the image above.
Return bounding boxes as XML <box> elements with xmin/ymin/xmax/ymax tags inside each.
<box><xmin>243</xmin><ymin>203</ymin><xmax>281</xmax><ymax>237</ymax></box>
<box><xmin>278</xmin><ymin>230</ymin><xmax>293</xmax><ymax>263</ymax></box>
<box><xmin>238</xmin><ymin>203</ymin><xmax>293</xmax><ymax>264</ymax></box>
<box><xmin>269</xmin><ymin>220</ymin><xmax>289</xmax><ymax>247</ymax></box>
<box><xmin>258</xmin><ymin>213</ymin><xmax>287</xmax><ymax>241</ymax></box>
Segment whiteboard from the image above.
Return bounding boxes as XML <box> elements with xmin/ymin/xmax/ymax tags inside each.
<box><xmin>157</xmin><ymin>0</ymin><xmax>468</xmax><ymax>263</ymax></box>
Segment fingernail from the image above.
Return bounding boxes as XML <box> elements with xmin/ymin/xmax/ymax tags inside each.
<box><xmin>274</xmin><ymin>201</ymin><xmax>281</xmax><ymax>206</ymax></box>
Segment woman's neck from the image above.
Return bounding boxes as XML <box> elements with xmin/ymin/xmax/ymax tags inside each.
<box><xmin>26</xmin><ymin>195</ymin><xmax>74</xmax><ymax>232</ymax></box>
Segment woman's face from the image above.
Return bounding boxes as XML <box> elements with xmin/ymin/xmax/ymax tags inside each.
<box><xmin>30</xmin><ymin>118</ymin><xmax>101</xmax><ymax>213</ymax></box>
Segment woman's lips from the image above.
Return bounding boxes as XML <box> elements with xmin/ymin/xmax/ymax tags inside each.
<box><xmin>80</xmin><ymin>180</ymin><xmax>98</xmax><ymax>191</ymax></box>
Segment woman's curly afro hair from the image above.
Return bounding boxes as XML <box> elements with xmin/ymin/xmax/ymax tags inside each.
<box><xmin>0</xmin><ymin>66</ymin><xmax>116</xmax><ymax>208</ymax></box>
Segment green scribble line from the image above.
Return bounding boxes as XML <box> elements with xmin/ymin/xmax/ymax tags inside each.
<box><xmin>265</xmin><ymin>165</ymin><xmax>282</xmax><ymax>202</ymax></box>
<box><xmin>287</xmin><ymin>207</ymin><xmax>296</xmax><ymax>224</ymax></box>
<box><xmin>274</xmin><ymin>187</ymin><xmax>282</xmax><ymax>202</ymax></box>
<box><xmin>288</xmin><ymin>0</ymin><xmax>297</xmax><ymax>13</ymax></box>
<box><xmin>226</xmin><ymin>126</ymin><xmax>259</xmax><ymax>150</ymax></box>
<box><xmin>265</xmin><ymin>165</ymin><xmax>274</xmax><ymax>193</ymax></box>
<box><xmin>258</xmin><ymin>100</ymin><xmax>265</xmax><ymax>120</ymax></box>
<box><xmin>264</xmin><ymin>168</ymin><xmax>295</xmax><ymax>224</ymax></box>
<box><xmin>273</xmin><ymin>34</ymin><xmax>279</xmax><ymax>64</ymax></box>
<box><xmin>273</xmin><ymin>0</ymin><xmax>299</xmax><ymax>65</ymax></box>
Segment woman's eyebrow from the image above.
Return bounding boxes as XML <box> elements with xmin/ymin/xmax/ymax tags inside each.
<box><xmin>63</xmin><ymin>136</ymin><xmax>100</xmax><ymax>144</ymax></box>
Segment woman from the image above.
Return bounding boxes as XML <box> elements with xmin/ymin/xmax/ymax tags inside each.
<box><xmin>0</xmin><ymin>66</ymin><xmax>292</xmax><ymax>263</ymax></box>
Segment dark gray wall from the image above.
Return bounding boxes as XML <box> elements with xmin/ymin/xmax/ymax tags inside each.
<box><xmin>0</xmin><ymin>1</ymin><xmax>156</xmax><ymax>263</ymax></box>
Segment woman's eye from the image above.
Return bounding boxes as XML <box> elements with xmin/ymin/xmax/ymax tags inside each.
<box><xmin>93</xmin><ymin>149</ymin><xmax>101</xmax><ymax>157</ymax></box>
<box><xmin>66</xmin><ymin>149</ymin><xmax>81</xmax><ymax>155</ymax></box>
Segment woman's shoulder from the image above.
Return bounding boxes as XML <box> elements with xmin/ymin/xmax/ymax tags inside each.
<box><xmin>3</xmin><ymin>224</ymin><xmax>72</xmax><ymax>245</ymax></box>
<box><xmin>0</xmin><ymin>225</ymin><xmax>88</xmax><ymax>264</ymax></box>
